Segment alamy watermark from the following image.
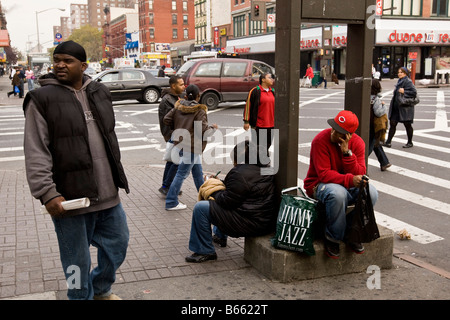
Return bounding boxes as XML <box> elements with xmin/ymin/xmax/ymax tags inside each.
<box><xmin>366</xmin><ymin>265</ymin><xmax>381</xmax><ymax>290</ymax></box>
<box><xmin>167</xmin><ymin>122</ymin><xmax>279</xmax><ymax>175</ymax></box>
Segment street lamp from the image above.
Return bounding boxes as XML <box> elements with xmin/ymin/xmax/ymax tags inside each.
<box><xmin>35</xmin><ymin>8</ymin><xmax>65</xmax><ymax>53</ymax></box>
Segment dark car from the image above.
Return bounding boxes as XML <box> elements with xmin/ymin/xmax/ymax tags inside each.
<box><xmin>176</xmin><ymin>58</ymin><xmax>275</xmax><ymax>110</ymax></box>
<box><xmin>93</xmin><ymin>68</ymin><xmax>170</xmax><ymax>103</ymax></box>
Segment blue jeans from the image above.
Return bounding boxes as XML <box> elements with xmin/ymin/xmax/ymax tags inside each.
<box><xmin>188</xmin><ymin>201</ymin><xmax>227</xmax><ymax>254</ymax></box>
<box><xmin>161</xmin><ymin>161</ymin><xmax>178</xmax><ymax>189</ymax></box>
<box><xmin>165</xmin><ymin>150</ymin><xmax>204</xmax><ymax>209</ymax></box>
<box><xmin>51</xmin><ymin>203</ymin><xmax>129</xmax><ymax>300</ymax></box>
<box><xmin>27</xmin><ymin>78</ymin><xmax>34</xmax><ymax>91</ymax></box>
<box><xmin>315</xmin><ymin>183</ymin><xmax>378</xmax><ymax>242</ymax></box>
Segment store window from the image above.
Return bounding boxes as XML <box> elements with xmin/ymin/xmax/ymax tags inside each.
<box><xmin>432</xmin><ymin>0</ymin><xmax>449</xmax><ymax>16</ymax></box>
<box><xmin>233</xmin><ymin>14</ymin><xmax>246</xmax><ymax>37</ymax></box>
<box><xmin>383</xmin><ymin>0</ymin><xmax>422</xmax><ymax>16</ymax></box>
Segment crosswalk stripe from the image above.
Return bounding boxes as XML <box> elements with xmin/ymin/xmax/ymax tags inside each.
<box><xmin>375</xmin><ymin>212</ymin><xmax>444</xmax><ymax>244</ymax></box>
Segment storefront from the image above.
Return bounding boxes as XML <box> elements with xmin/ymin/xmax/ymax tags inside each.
<box><xmin>225</xmin><ymin>25</ymin><xmax>348</xmax><ymax>79</ymax></box>
<box><xmin>170</xmin><ymin>40</ymin><xmax>195</xmax><ymax>68</ymax></box>
<box><xmin>374</xmin><ymin>19</ymin><xmax>450</xmax><ymax>79</ymax></box>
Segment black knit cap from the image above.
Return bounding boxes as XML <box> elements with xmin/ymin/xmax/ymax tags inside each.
<box><xmin>54</xmin><ymin>40</ymin><xmax>87</xmax><ymax>62</ymax></box>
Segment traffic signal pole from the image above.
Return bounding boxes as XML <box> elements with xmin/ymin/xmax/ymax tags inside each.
<box><xmin>274</xmin><ymin>0</ymin><xmax>301</xmax><ymax>194</ymax></box>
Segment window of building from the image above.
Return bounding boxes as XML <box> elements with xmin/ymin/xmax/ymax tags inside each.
<box><xmin>432</xmin><ymin>0</ymin><xmax>449</xmax><ymax>16</ymax></box>
<box><xmin>149</xmin><ymin>0</ymin><xmax>153</xmax><ymax>10</ymax></box>
<box><xmin>172</xmin><ymin>14</ymin><xmax>177</xmax><ymax>24</ymax></box>
<box><xmin>249</xmin><ymin>14</ymin><xmax>263</xmax><ymax>35</ymax></box>
<box><xmin>149</xmin><ymin>28</ymin><xmax>155</xmax><ymax>38</ymax></box>
<box><xmin>184</xmin><ymin>28</ymin><xmax>189</xmax><ymax>39</ymax></box>
<box><xmin>241</xmin><ymin>0</ymin><xmax>245</xmax><ymax>3</ymax></box>
<box><xmin>173</xmin><ymin>28</ymin><xmax>178</xmax><ymax>38</ymax></box>
<box><xmin>172</xmin><ymin>1</ymin><xmax>177</xmax><ymax>10</ymax></box>
<box><xmin>183</xmin><ymin>1</ymin><xmax>188</xmax><ymax>11</ymax></box>
<box><xmin>233</xmin><ymin>14</ymin><xmax>246</xmax><ymax>37</ymax></box>
<box><xmin>383</xmin><ymin>0</ymin><xmax>422</xmax><ymax>16</ymax></box>
<box><xmin>183</xmin><ymin>14</ymin><xmax>188</xmax><ymax>24</ymax></box>
<box><xmin>149</xmin><ymin>13</ymin><xmax>154</xmax><ymax>24</ymax></box>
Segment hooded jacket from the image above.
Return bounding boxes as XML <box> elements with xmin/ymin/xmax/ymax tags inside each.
<box><xmin>23</xmin><ymin>73</ymin><xmax>129</xmax><ymax>215</ymax></box>
<box><xmin>209</xmin><ymin>164</ymin><xmax>277</xmax><ymax>237</ymax></box>
<box><xmin>163</xmin><ymin>99</ymin><xmax>214</xmax><ymax>154</ymax></box>
<box><xmin>158</xmin><ymin>89</ymin><xmax>180</xmax><ymax>142</ymax></box>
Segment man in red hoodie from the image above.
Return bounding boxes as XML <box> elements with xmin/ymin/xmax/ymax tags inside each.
<box><xmin>304</xmin><ymin>110</ymin><xmax>378</xmax><ymax>259</ymax></box>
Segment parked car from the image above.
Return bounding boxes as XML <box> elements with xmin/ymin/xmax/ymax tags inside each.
<box><xmin>93</xmin><ymin>68</ymin><xmax>170</xmax><ymax>104</ymax></box>
<box><xmin>84</xmin><ymin>67</ymin><xmax>97</xmax><ymax>76</ymax></box>
<box><xmin>176</xmin><ymin>58</ymin><xmax>275</xmax><ymax>110</ymax></box>
<box><xmin>164</xmin><ymin>67</ymin><xmax>176</xmax><ymax>76</ymax></box>
<box><xmin>88</xmin><ymin>62</ymin><xmax>102</xmax><ymax>73</ymax></box>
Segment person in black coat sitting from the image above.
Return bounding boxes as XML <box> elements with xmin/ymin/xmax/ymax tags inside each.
<box><xmin>185</xmin><ymin>140</ymin><xmax>277</xmax><ymax>263</ymax></box>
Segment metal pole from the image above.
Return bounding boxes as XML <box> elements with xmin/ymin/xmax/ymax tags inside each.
<box><xmin>274</xmin><ymin>0</ymin><xmax>301</xmax><ymax>194</ymax></box>
<box><xmin>36</xmin><ymin>12</ymin><xmax>41</xmax><ymax>53</ymax></box>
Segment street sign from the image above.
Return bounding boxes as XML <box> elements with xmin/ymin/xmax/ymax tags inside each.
<box><xmin>267</xmin><ymin>14</ymin><xmax>276</xmax><ymax>27</ymax></box>
<box><xmin>55</xmin><ymin>32</ymin><xmax>63</xmax><ymax>42</ymax></box>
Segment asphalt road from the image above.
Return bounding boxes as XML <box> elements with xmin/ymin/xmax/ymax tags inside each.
<box><xmin>1</xmin><ymin>83</ymin><xmax>449</xmax><ymax>274</ymax></box>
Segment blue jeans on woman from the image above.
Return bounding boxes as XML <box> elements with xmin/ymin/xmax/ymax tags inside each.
<box><xmin>315</xmin><ymin>183</ymin><xmax>378</xmax><ymax>243</ymax></box>
<box><xmin>189</xmin><ymin>201</ymin><xmax>227</xmax><ymax>254</ymax></box>
<box><xmin>51</xmin><ymin>203</ymin><xmax>129</xmax><ymax>300</ymax></box>
<box><xmin>165</xmin><ymin>150</ymin><xmax>204</xmax><ymax>209</ymax></box>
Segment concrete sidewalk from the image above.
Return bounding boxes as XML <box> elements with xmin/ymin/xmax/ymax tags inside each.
<box><xmin>0</xmin><ymin>165</ymin><xmax>449</xmax><ymax>301</ymax></box>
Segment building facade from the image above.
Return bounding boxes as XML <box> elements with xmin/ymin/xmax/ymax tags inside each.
<box><xmin>88</xmin><ymin>0</ymin><xmax>137</xmax><ymax>30</ymax></box>
<box><xmin>138</xmin><ymin>0</ymin><xmax>195</xmax><ymax>67</ymax></box>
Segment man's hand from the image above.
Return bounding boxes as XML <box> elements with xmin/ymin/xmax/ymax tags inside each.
<box><xmin>353</xmin><ymin>175</ymin><xmax>368</xmax><ymax>188</ymax></box>
<box><xmin>338</xmin><ymin>133</ymin><xmax>352</xmax><ymax>153</ymax></box>
<box><xmin>399</xmin><ymin>88</ymin><xmax>405</xmax><ymax>94</ymax></box>
<box><xmin>243</xmin><ymin>123</ymin><xmax>250</xmax><ymax>131</ymax></box>
<box><xmin>45</xmin><ymin>196</ymin><xmax>66</xmax><ymax>217</ymax></box>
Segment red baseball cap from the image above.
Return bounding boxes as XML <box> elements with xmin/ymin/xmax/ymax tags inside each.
<box><xmin>327</xmin><ymin>110</ymin><xmax>359</xmax><ymax>134</ymax></box>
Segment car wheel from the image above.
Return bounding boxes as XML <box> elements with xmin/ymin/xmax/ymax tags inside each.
<box><xmin>201</xmin><ymin>92</ymin><xmax>219</xmax><ymax>110</ymax></box>
<box><xmin>143</xmin><ymin>87</ymin><xmax>160</xmax><ymax>104</ymax></box>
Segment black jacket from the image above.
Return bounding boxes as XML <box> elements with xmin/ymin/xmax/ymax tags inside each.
<box><xmin>389</xmin><ymin>76</ymin><xmax>417</xmax><ymax>123</ymax></box>
<box><xmin>23</xmin><ymin>74</ymin><xmax>129</xmax><ymax>202</ymax></box>
<box><xmin>209</xmin><ymin>164</ymin><xmax>277</xmax><ymax>237</ymax></box>
<box><xmin>158</xmin><ymin>90</ymin><xmax>180</xmax><ymax>142</ymax></box>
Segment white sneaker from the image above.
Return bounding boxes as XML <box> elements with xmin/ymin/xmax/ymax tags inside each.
<box><xmin>166</xmin><ymin>202</ymin><xmax>187</xmax><ymax>211</ymax></box>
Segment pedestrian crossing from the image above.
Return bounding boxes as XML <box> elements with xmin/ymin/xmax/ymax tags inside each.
<box><xmin>0</xmin><ymin>88</ymin><xmax>449</xmax><ymax>247</ymax></box>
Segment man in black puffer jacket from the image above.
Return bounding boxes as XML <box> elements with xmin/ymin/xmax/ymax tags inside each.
<box><xmin>186</xmin><ymin>140</ymin><xmax>277</xmax><ymax>263</ymax></box>
<box><xmin>23</xmin><ymin>41</ymin><xmax>129</xmax><ymax>300</ymax></box>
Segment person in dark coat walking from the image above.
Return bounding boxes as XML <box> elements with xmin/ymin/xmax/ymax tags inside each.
<box><xmin>158</xmin><ymin>75</ymin><xmax>185</xmax><ymax>196</ymax></box>
<box><xmin>369</xmin><ymin>78</ymin><xmax>391</xmax><ymax>171</ymax></box>
<box><xmin>158</xmin><ymin>65</ymin><xmax>166</xmax><ymax>77</ymax></box>
<box><xmin>7</xmin><ymin>69</ymin><xmax>20</xmax><ymax>98</ymax></box>
<box><xmin>185</xmin><ymin>140</ymin><xmax>277</xmax><ymax>263</ymax></box>
<box><xmin>384</xmin><ymin>67</ymin><xmax>418</xmax><ymax>148</ymax></box>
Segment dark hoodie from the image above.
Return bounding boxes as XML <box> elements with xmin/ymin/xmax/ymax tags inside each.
<box><xmin>163</xmin><ymin>99</ymin><xmax>215</xmax><ymax>154</ymax></box>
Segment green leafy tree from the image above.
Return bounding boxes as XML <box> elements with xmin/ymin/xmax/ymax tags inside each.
<box><xmin>67</xmin><ymin>25</ymin><xmax>103</xmax><ymax>62</ymax></box>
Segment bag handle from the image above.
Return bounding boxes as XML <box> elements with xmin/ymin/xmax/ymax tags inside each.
<box><xmin>281</xmin><ymin>186</ymin><xmax>308</xmax><ymax>198</ymax></box>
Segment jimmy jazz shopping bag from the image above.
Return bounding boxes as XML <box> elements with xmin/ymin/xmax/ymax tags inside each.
<box><xmin>271</xmin><ymin>187</ymin><xmax>318</xmax><ymax>256</ymax></box>
<box><xmin>347</xmin><ymin>177</ymin><xmax>380</xmax><ymax>244</ymax></box>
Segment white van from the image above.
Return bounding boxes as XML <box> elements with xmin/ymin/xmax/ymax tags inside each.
<box><xmin>89</xmin><ymin>62</ymin><xmax>102</xmax><ymax>73</ymax></box>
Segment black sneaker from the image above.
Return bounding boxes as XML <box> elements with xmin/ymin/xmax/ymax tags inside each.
<box><xmin>158</xmin><ymin>187</ymin><xmax>168</xmax><ymax>196</ymax></box>
<box><xmin>348</xmin><ymin>242</ymin><xmax>365</xmax><ymax>254</ymax></box>
<box><xmin>158</xmin><ymin>187</ymin><xmax>182</xmax><ymax>196</ymax></box>
<box><xmin>324</xmin><ymin>238</ymin><xmax>340</xmax><ymax>259</ymax></box>
<box><xmin>213</xmin><ymin>235</ymin><xmax>227</xmax><ymax>247</ymax></box>
<box><xmin>185</xmin><ymin>253</ymin><xmax>217</xmax><ymax>263</ymax></box>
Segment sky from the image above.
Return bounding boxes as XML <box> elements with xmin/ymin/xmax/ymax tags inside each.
<box><xmin>2</xmin><ymin>0</ymin><xmax>87</xmax><ymax>54</ymax></box>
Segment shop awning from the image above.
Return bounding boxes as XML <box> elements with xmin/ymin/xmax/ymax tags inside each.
<box><xmin>0</xmin><ymin>30</ymin><xmax>10</xmax><ymax>47</ymax></box>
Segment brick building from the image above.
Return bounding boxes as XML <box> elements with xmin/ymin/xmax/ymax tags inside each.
<box><xmin>138</xmin><ymin>0</ymin><xmax>195</xmax><ymax>67</ymax></box>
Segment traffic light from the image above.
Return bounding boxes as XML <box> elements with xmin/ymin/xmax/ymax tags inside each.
<box><xmin>251</xmin><ymin>1</ymin><xmax>266</xmax><ymax>21</ymax></box>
